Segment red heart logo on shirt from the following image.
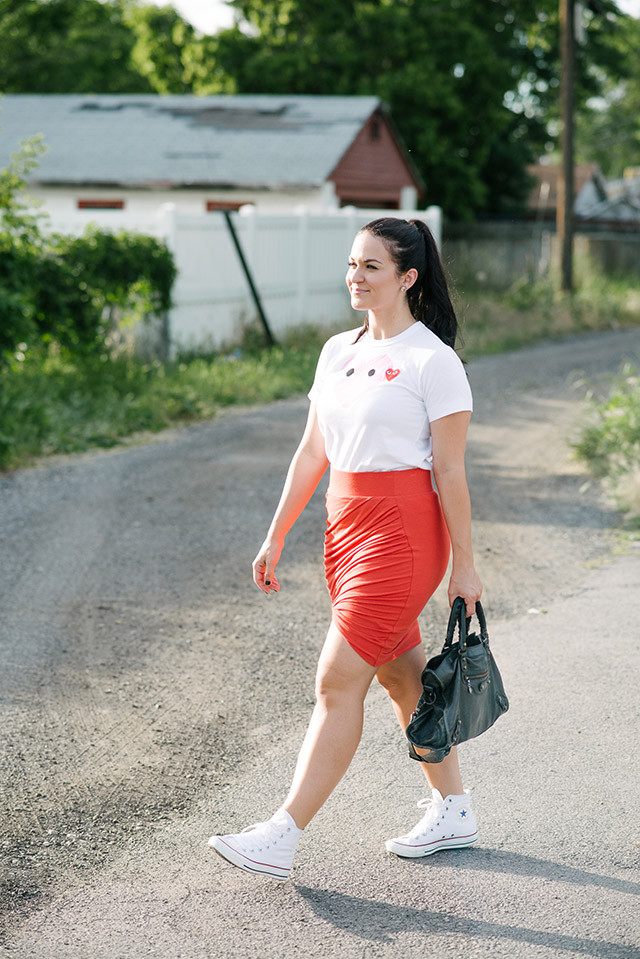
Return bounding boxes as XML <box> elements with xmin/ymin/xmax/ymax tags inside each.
<box><xmin>385</xmin><ymin>368</ymin><xmax>400</xmax><ymax>381</ymax></box>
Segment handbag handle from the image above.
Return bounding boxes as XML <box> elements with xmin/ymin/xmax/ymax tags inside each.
<box><xmin>445</xmin><ymin>597</ymin><xmax>488</xmax><ymax>650</ymax></box>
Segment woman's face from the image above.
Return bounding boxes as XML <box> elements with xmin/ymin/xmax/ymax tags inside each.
<box><xmin>346</xmin><ymin>232</ymin><xmax>405</xmax><ymax>313</ymax></box>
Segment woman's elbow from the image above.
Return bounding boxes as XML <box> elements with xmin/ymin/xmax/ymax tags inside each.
<box><xmin>433</xmin><ymin>461</ymin><xmax>467</xmax><ymax>487</ymax></box>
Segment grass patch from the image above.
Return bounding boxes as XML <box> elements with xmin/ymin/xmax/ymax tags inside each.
<box><xmin>574</xmin><ymin>363</ymin><xmax>640</xmax><ymax>527</ymax></box>
<box><xmin>0</xmin><ymin>327</ymin><xmax>324</xmax><ymax>470</ymax></box>
<box><xmin>458</xmin><ymin>271</ymin><xmax>640</xmax><ymax>358</ymax></box>
<box><xmin>2</xmin><ymin>271</ymin><xmax>639</xmax><ymax>471</ymax></box>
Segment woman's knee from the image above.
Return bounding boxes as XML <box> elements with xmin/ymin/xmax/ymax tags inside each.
<box><xmin>314</xmin><ymin>659</ymin><xmax>372</xmax><ymax>708</ymax></box>
<box><xmin>315</xmin><ymin>667</ymin><xmax>359</xmax><ymax>707</ymax></box>
<box><xmin>376</xmin><ymin>658</ymin><xmax>422</xmax><ymax>700</ymax></box>
<box><xmin>376</xmin><ymin>661</ymin><xmax>404</xmax><ymax>692</ymax></box>
<box><xmin>376</xmin><ymin>673</ymin><xmax>408</xmax><ymax>701</ymax></box>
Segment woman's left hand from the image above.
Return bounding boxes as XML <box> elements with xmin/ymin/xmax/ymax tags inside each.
<box><xmin>448</xmin><ymin>564</ymin><xmax>483</xmax><ymax>618</ymax></box>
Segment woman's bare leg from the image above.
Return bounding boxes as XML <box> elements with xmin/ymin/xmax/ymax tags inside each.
<box><xmin>283</xmin><ymin>622</ymin><xmax>377</xmax><ymax>829</ymax></box>
<box><xmin>376</xmin><ymin>645</ymin><xmax>464</xmax><ymax>797</ymax></box>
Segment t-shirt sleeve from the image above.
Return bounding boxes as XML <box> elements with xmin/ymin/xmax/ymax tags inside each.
<box><xmin>421</xmin><ymin>348</ymin><xmax>473</xmax><ymax>422</ymax></box>
<box><xmin>307</xmin><ymin>338</ymin><xmax>332</xmax><ymax>404</ymax></box>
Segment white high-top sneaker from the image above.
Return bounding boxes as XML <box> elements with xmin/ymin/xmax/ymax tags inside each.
<box><xmin>208</xmin><ymin>807</ymin><xmax>303</xmax><ymax>880</ymax></box>
<box><xmin>386</xmin><ymin>788</ymin><xmax>478</xmax><ymax>858</ymax></box>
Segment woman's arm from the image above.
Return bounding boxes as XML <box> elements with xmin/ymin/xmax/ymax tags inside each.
<box><xmin>252</xmin><ymin>403</ymin><xmax>329</xmax><ymax>595</ymax></box>
<box><xmin>431</xmin><ymin>411</ymin><xmax>483</xmax><ymax>616</ymax></box>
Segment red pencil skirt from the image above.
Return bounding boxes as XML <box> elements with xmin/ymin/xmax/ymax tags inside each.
<box><xmin>324</xmin><ymin>468</ymin><xmax>450</xmax><ymax>667</ymax></box>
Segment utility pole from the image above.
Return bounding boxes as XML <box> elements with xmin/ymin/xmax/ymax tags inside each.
<box><xmin>558</xmin><ymin>0</ymin><xmax>575</xmax><ymax>292</ymax></box>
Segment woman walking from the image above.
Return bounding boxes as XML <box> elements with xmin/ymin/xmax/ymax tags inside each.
<box><xmin>208</xmin><ymin>217</ymin><xmax>483</xmax><ymax>880</ymax></box>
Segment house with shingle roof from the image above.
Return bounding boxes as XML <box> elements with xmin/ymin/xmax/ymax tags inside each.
<box><xmin>576</xmin><ymin>169</ymin><xmax>640</xmax><ymax>230</ymax></box>
<box><xmin>525</xmin><ymin>163</ymin><xmax>602</xmax><ymax>221</ymax></box>
<box><xmin>0</xmin><ymin>94</ymin><xmax>424</xmax><ymax>221</ymax></box>
<box><xmin>526</xmin><ymin>162</ymin><xmax>640</xmax><ymax>230</ymax></box>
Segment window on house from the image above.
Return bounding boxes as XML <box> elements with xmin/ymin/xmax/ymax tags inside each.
<box><xmin>340</xmin><ymin>198</ymin><xmax>397</xmax><ymax>210</ymax></box>
<box><xmin>370</xmin><ymin>117</ymin><xmax>381</xmax><ymax>141</ymax></box>
<box><xmin>77</xmin><ymin>199</ymin><xmax>125</xmax><ymax>210</ymax></box>
<box><xmin>206</xmin><ymin>200</ymin><xmax>253</xmax><ymax>212</ymax></box>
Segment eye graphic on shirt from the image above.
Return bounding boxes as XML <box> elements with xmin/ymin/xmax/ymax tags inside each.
<box><xmin>335</xmin><ymin>354</ymin><xmax>398</xmax><ymax>408</ymax></box>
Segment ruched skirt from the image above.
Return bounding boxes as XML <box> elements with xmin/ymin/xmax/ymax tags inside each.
<box><xmin>324</xmin><ymin>468</ymin><xmax>450</xmax><ymax>667</ymax></box>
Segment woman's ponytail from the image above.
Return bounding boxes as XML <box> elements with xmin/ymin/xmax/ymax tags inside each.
<box><xmin>409</xmin><ymin>219</ymin><xmax>458</xmax><ymax>349</ymax></box>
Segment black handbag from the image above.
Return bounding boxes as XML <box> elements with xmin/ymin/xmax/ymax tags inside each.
<box><xmin>406</xmin><ymin>597</ymin><xmax>509</xmax><ymax>763</ymax></box>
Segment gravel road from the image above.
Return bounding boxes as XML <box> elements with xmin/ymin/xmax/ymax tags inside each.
<box><xmin>1</xmin><ymin>327</ymin><xmax>639</xmax><ymax>958</ymax></box>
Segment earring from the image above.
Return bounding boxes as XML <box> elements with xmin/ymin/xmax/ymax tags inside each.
<box><xmin>401</xmin><ymin>286</ymin><xmax>406</xmax><ymax>292</ymax></box>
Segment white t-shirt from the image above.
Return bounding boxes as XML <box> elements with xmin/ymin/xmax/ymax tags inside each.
<box><xmin>308</xmin><ymin>321</ymin><xmax>472</xmax><ymax>472</ymax></box>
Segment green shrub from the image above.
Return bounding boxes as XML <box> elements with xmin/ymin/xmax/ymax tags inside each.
<box><xmin>575</xmin><ymin>364</ymin><xmax>640</xmax><ymax>524</ymax></box>
<box><xmin>0</xmin><ymin>227</ymin><xmax>176</xmax><ymax>359</ymax></box>
<box><xmin>0</xmin><ymin>138</ymin><xmax>176</xmax><ymax>361</ymax></box>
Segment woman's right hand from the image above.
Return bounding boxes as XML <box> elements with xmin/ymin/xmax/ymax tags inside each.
<box><xmin>252</xmin><ymin>536</ymin><xmax>283</xmax><ymax>595</ymax></box>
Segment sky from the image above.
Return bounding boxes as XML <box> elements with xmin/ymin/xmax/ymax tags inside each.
<box><xmin>149</xmin><ymin>0</ymin><xmax>640</xmax><ymax>34</ymax></box>
<box><xmin>150</xmin><ymin>0</ymin><xmax>233</xmax><ymax>33</ymax></box>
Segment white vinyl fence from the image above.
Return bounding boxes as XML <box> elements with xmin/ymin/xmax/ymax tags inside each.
<box><xmin>45</xmin><ymin>204</ymin><xmax>442</xmax><ymax>352</ymax></box>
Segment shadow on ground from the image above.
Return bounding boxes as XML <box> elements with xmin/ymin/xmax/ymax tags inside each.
<box><xmin>296</xmin><ymin>846</ymin><xmax>640</xmax><ymax>956</ymax></box>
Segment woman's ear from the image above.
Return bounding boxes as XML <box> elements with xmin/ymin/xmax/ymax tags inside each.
<box><xmin>403</xmin><ymin>268</ymin><xmax>419</xmax><ymax>291</ymax></box>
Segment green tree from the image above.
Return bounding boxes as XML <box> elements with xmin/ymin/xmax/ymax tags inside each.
<box><xmin>0</xmin><ymin>0</ymin><xmax>218</xmax><ymax>97</ymax></box>
<box><xmin>122</xmin><ymin>2</ymin><xmax>204</xmax><ymax>94</ymax></box>
<box><xmin>0</xmin><ymin>0</ymin><xmax>152</xmax><ymax>93</ymax></box>
<box><xmin>575</xmin><ymin>17</ymin><xmax>640</xmax><ymax>177</ymax></box>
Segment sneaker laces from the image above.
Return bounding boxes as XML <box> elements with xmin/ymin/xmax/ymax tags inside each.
<box><xmin>239</xmin><ymin>818</ymin><xmax>292</xmax><ymax>851</ymax></box>
<box><xmin>406</xmin><ymin>793</ymin><xmax>445</xmax><ymax>839</ymax></box>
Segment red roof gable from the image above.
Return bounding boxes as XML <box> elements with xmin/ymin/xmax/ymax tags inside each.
<box><xmin>329</xmin><ymin>109</ymin><xmax>424</xmax><ymax>209</ymax></box>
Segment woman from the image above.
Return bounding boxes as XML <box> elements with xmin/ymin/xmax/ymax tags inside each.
<box><xmin>208</xmin><ymin>217</ymin><xmax>483</xmax><ymax>880</ymax></box>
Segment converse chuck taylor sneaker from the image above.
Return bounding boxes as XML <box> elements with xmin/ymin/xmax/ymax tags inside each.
<box><xmin>208</xmin><ymin>808</ymin><xmax>303</xmax><ymax>880</ymax></box>
<box><xmin>386</xmin><ymin>788</ymin><xmax>478</xmax><ymax>858</ymax></box>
